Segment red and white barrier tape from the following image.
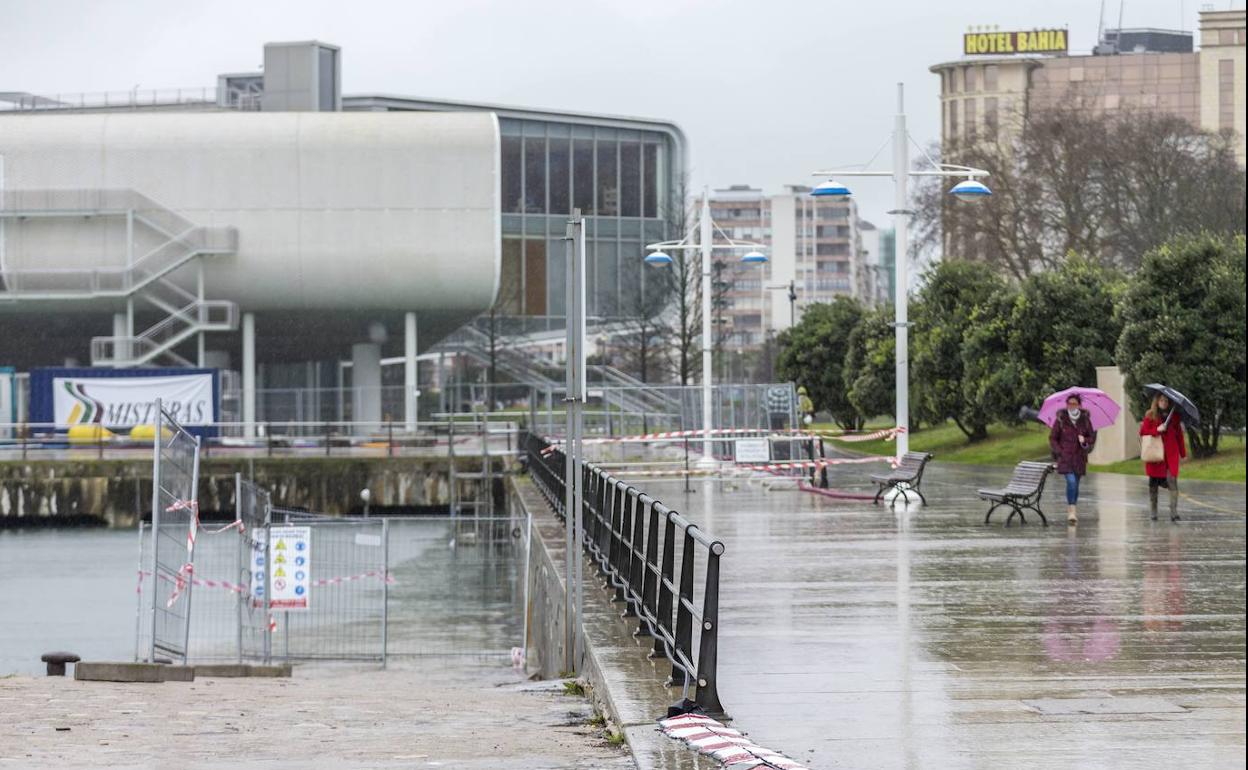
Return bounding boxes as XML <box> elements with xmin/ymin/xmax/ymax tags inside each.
<box><xmin>611</xmin><ymin>455</ymin><xmax>898</xmax><ymax>478</ymax></box>
<box><xmin>659</xmin><ymin>713</ymin><xmax>809</xmax><ymax>770</ymax></box>
<box><xmin>312</xmin><ymin>569</ymin><xmax>395</xmax><ymax>587</ymax></box>
<box><xmin>160</xmin><ymin>498</ymin><xmax>245</xmax><ymax>608</ymax></box>
<box><xmin>542</xmin><ymin>425</ymin><xmax>906</xmax><ymax>452</ymax></box>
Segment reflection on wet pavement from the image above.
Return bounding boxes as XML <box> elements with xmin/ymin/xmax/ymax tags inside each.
<box><xmin>629</xmin><ymin>465</ymin><xmax>1245</xmax><ymax>770</ymax></box>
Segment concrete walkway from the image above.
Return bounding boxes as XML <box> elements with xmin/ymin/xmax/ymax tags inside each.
<box><xmin>627</xmin><ymin>465</ymin><xmax>1245</xmax><ymax>770</ymax></box>
<box><xmin>0</xmin><ymin>662</ymin><xmax>630</xmax><ymax>769</ymax></box>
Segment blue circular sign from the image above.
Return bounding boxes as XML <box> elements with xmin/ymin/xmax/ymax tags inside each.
<box><xmin>294</xmin><ymin>586</ymin><xmax>305</xmax><ymax>596</ymax></box>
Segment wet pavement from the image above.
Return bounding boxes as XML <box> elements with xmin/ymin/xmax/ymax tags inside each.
<box><xmin>629</xmin><ymin>464</ymin><xmax>1246</xmax><ymax>770</ymax></box>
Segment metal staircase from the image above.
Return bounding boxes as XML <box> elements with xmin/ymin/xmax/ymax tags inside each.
<box><xmin>433</xmin><ymin>325</ymin><xmax>682</xmax><ymax>420</ymax></box>
<box><xmin>0</xmin><ymin>188</ymin><xmax>239</xmax><ymax>367</ymax></box>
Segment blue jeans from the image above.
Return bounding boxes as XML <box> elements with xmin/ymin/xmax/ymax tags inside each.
<box><xmin>1064</xmin><ymin>473</ymin><xmax>1081</xmax><ymax>505</ymax></box>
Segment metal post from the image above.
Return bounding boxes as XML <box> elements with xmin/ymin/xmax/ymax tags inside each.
<box><xmin>133</xmin><ymin>520</ymin><xmax>145</xmax><ymax>662</ymax></box>
<box><xmin>572</xmin><ymin>213</ymin><xmax>586</xmax><ymax>670</ymax></box>
<box><xmin>263</xmin><ymin>520</ymin><xmax>272</xmax><ymax>665</ymax></box>
<box><xmin>180</xmin><ymin>435</ymin><xmax>201</xmax><ymax>665</ymax></box>
<box><xmin>893</xmin><ymin>83</ymin><xmax>910</xmax><ymax>460</ymax></box>
<box><xmin>147</xmin><ymin>399</ymin><xmax>162</xmax><ymax>664</ymax></box>
<box><xmin>699</xmin><ymin>190</ymin><xmax>714</xmax><ymax>464</ymax></box>
<box><xmin>196</xmin><ymin>260</ymin><xmax>206</xmax><ymax>368</ymax></box>
<box><xmin>235</xmin><ymin>472</ymin><xmax>243</xmax><ymax>663</ymax></box>
<box><xmin>381</xmin><ymin>517</ymin><xmax>390</xmax><ymax>668</ymax></box>
<box><xmin>562</xmin><ymin>214</ymin><xmax>577</xmax><ymax>673</ymax></box>
<box><xmin>521</xmin><ymin>509</ymin><xmax>532</xmax><ymax>666</ymax></box>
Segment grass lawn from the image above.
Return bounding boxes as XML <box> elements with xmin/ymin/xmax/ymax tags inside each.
<box><xmin>814</xmin><ymin>419</ymin><xmax>1246</xmax><ymax>483</ymax></box>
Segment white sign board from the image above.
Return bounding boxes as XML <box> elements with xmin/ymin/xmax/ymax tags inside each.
<box><xmin>52</xmin><ymin>373</ymin><xmax>214</xmax><ymax>428</ymax></box>
<box><xmin>268</xmin><ymin>526</ymin><xmax>311</xmax><ymax>611</ymax></box>
<box><xmin>735</xmin><ymin>438</ymin><xmax>771</xmax><ymax>464</ymax></box>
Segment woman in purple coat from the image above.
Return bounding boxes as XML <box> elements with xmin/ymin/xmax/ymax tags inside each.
<box><xmin>1049</xmin><ymin>393</ymin><xmax>1096</xmax><ymax>525</ymax></box>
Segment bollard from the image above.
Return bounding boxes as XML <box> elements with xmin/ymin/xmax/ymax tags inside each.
<box><xmin>41</xmin><ymin>652</ymin><xmax>80</xmax><ymax>677</ymax></box>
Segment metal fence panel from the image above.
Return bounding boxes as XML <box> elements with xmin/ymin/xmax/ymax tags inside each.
<box><xmin>148</xmin><ymin>403</ymin><xmax>201</xmax><ymax>663</ymax></box>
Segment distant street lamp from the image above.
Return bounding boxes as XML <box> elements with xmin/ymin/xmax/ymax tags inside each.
<box><xmin>811</xmin><ymin>82</ymin><xmax>991</xmax><ymax>459</ymax></box>
<box><xmin>645</xmin><ymin>188</ymin><xmax>767</xmax><ymax>463</ymax></box>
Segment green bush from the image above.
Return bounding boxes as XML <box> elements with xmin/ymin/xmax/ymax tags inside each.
<box><xmin>1116</xmin><ymin>234</ymin><xmax>1246</xmax><ymax>456</ymax></box>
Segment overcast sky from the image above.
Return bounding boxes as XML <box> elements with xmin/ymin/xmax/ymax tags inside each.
<box><xmin>2</xmin><ymin>0</ymin><xmax>1241</xmax><ymax>223</ymax></box>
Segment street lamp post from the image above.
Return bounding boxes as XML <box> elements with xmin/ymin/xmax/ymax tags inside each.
<box><xmin>811</xmin><ymin>82</ymin><xmax>991</xmax><ymax>460</ymax></box>
<box><xmin>645</xmin><ymin>187</ymin><xmax>767</xmax><ymax>464</ymax></box>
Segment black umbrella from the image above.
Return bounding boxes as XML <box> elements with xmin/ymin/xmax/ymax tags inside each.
<box><xmin>1143</xmin><ymin>383</ymin><xmax>1200</xmax><ymax>427</ymax></box>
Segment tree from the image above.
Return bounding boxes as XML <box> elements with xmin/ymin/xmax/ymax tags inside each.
<box><xmin>775</xmin><ymin>297</ymin><xmax>865</xmax><ymax>429</ymax></box>
<box><xmin>960</xmin><ymin>286</ymin><xmax>1023</xmax><ymax>425</ymax></box>
<box><xmin>1007</xmin><ymin>255</ymin><xmax>1124</xmax><ymax>407</ymax></box>
<box><xmin>844</xmin><ymin>306</ymin><xmax>895</xmax><ymax>421</ymax></box>
<box><xmin>913</xmin><ymin>102</ymin><xmax>1246</xmax><ymax>277</ymax></box>
<box><xmin>616</xmin><ymin>267</ymin><xmax>674</xmax><ymax>383</ymax></box>
<box><xmin>911</xmin><ymin>260</ymin><xmax>1006</xmax><ymax>440</ymax></box>
<box><xmin>1116</xmin><ymin>234</ymin><xmax>1246</xmax><ymax>457</ymax></box>
<box><xmin>663</xmin><ymin>179</ymin><xmax>702</xmax><ymax>386</ymax></box>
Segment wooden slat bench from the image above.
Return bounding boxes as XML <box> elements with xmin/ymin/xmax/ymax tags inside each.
<box><xmin>870</xmin><ymin>451</ymin><xmax>933</xmax><ymax>507</ymax></box>
<box><xmin>978</xmin><ymin>461</ymin><xmax>1055</xmax><ymax>527</ymax></box>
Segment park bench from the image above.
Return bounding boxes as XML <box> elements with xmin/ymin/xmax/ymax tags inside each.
<box><xmin>978</xmin><ymin>461</ymin><xmax>1055</xmax><ymax>527</ymax></box>
<box><xmin>870</xmin><ymin>451</ymin><xmax>933</xmax><ymax>506</ymax></box>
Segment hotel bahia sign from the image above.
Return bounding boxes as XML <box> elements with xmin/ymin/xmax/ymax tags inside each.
<box><xmin>964</xmin><ymin>28</ymin><xmax>1068</xmax><ymax>55</ymax></box>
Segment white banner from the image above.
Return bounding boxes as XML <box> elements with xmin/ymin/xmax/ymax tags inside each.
<box><xmin>52</xmin><ymin>373</ymin><xmax>214</xmax><ymax>428</ymax></box>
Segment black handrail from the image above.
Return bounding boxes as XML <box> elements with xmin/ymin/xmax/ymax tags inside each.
<box><xmin>524</xmin><ymin>433</ymin><xmax>725</xmax><ymax>718</ymax></box>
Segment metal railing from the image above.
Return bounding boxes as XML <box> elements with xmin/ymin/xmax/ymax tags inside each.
<box><xmin>525</xmin><ymin>433</ymin><xmax>725</xmax><ymax>717</ymax></box>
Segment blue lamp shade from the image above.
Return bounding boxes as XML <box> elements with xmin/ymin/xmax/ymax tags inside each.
<box><xmin>740</xmin><ymin>250</ymin><xmax>769</xmax><ymax>264</ymax></box>
<box><xmin>644</xmin><ymin>251</ymin><xmax>673</xmax><ymax>266</ymax></box>
<box><xmin>811</xmin><ymin>179</ymin><xmax>852</xmax><ymax>197</ymax></box>
<box><xmin>950</xmin><ymin>178</ymin><xmax>992</xmax><ymax>201</ymax></box>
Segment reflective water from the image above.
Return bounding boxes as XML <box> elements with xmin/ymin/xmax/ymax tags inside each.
<box><xmin>1</xmin><ymin>518</ymin><xmax>525</xmax><ymax>676</ymax></box>
<box><xmin>0</xmin><ymin>529</ymin><xmax>139</xmax><ymax>676</ymax></box>
<box><xmin>633</xmin><ymin>465</ymin><xmax>1246</xmax><ymax>770</ymax></box>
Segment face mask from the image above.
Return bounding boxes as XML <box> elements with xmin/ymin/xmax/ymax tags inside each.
<box><xmin>1067</xmin><ymin>408</ymin><xmax>1081</xmax><ymax>420</ymax></box>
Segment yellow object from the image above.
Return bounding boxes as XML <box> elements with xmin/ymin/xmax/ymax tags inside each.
<box><xmin>129</xmin><ymin>424</ymin><xmax>173</xmax><ymax>441</ymax></box>
<box><xmin>68</xmin><ymin>424</ymin><xmax>115</xmax><ymax>444</ymax></box>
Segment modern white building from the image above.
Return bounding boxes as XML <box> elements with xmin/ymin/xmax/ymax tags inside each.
<box><xmin>0</xmin><ymin>40</ymin><xmax>685</xmax><ymax>428</ymax></box>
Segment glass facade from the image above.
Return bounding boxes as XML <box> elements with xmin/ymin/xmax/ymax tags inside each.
<box><xmin>499</xmin><ymin>118</ymin><xmax>674</xmax><ymax>319</ymax></box>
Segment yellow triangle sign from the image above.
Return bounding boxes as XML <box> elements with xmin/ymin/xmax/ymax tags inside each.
<box><xmin>275</xmin><ymin>554</ymin><xmax>287</xmax><ymax>564</ymax></box>
<box><xmin>275</xmin><ymin>539</ymin><xmax>287</xmax><ymax>550</ymax></box>
<box><xmin>274</xmin><ymin>566</ymin><xmax>287</xmax><ymax>578</ymax></box>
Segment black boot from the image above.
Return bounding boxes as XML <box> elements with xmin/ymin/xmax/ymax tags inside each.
<box><xmin>1169</xmin><ymin>479</ymin><xmax>1180</xmax><ymax>522</ymax></box>
<box><xmin>1149</xmin><ymin>487</ymin><xmax>1159</xmax><ymax>521</ymax></box>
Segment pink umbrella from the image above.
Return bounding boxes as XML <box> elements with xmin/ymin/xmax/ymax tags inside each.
<box><xmin>1037</xmin><ymin>386</ymin><xmax>1121</xmax><ymax>431</ymax></box>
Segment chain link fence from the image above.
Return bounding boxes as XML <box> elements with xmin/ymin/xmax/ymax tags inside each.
<box><xmin>136</xmin><ymin>486</ymin><xmax>527</xmax><ymax>665</ymax></box>
<box><xmin>146</xmin><ymin>401</ymin><xmax>201</xmax><ymax>663</ymax></box>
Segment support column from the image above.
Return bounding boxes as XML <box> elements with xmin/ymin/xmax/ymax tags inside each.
<box><xmin>352</xmin><ymin>342</ymin><xmax>382</xmax><ymax>427</ymax></box>
<box><xmin>404</xmin><ymin>312</ymin><xmax>418</xmax><ymax>431</ymax></box>
<box><xmin>112</xmin><ymin>313</ymin><xmax>126</xmax><ymax>368</ymax></box>
<box><xmin>242</xmin><ymin>312</ymin><xmax>256</xmax><ymax>439</ymax></box>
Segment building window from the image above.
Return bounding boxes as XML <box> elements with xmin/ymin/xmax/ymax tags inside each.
<box><xmin>573</xmin><ymin>139</ymin><xmax>594</xmax><ymax>213</ymax></box>
<box><xmin>984</xmin><ymin>64</ymin><xmax>999</xmax><ymax>91</ymax></box>
<box><xmin>965</xmin><ymin>98</ymin><xmax>977</xmax><ymax>137</ymax></box>
<box><xmin>502</xmin><ymin>137</ymin><xmax>523</xmax><ymax>214</ymax></box>
<box><xmin>620</xmin><ymin>141</ymin><xmax>641</xmax><ymax>217</ymax></box>
<box><xmin>984</xmin><ymin>97</ymin><xmax>998</xmax><ymax>136</ymax></box>
<box><xmin>524</xmin><ymin>137</ymin><xmax>546</xmax><ymax>214</ymax></box>
<box><xmin>949</xmin><ymin>68</ymin><xmax>960</xmax><ymax>93</ymax></box>
<box><xmin>964</xmin><ymin>65</ymin><xmax>978</xmax><ymax>92</ymax></box>
<box><xmin>549</xmin><ymin>137</ymin><xmax>570</xmax><ymax>215</ymax></box>
<box><xmin>596</xmin><ymin>141</ymin><xmax>618</xmax><ymax>216</ymax></box>
<box><xmin>525</xmin><ymin>239</ymin><xmax>547</xmax><ymax>315</ymax></box>
<box><xmin>643</xmin><ymin>143</ymin><xmax>659</xmax><ymax>218</ymax></box>
<box><xmin>1219</xmin><ymin>58</ymin><xmax>1235</xmax><ymax>130</ymax></box>
<box><xmin>500</xmin><ymin>238</ymin><xmax>524</xmax><ymax>313</ymax></box>
<box><xmin>950</xmin><ymin>98</ymin><xmax>959</xmax><ymax>136</ymax></box>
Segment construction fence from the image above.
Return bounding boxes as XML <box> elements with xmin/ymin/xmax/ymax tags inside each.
<box><xmin>135</xmin><ymin>490</ymin><xmax>529</xmax><ymax>665</ymax></box>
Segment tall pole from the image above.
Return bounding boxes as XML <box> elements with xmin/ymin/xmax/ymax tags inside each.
<box><xmin>892</xmin><ymin>83</ymin><xmax>910</xmax><ymax>459</ymax></box>
<box><xmin>700</xmin><ymin>189</ymin><xmax>714</xmax><ymax>463</ymax></box>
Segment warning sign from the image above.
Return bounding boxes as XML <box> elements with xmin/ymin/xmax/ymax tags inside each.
<box><xmin>268</xmin><ymin>526</ymin><xmax>311</xmax><ymax>610</ymax></box>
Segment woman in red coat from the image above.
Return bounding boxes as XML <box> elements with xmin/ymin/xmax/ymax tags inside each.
<box><xmin>1139</xmin><ymin>393</ymin><xmax>1187</xmax><ymax>521</ymax></box>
